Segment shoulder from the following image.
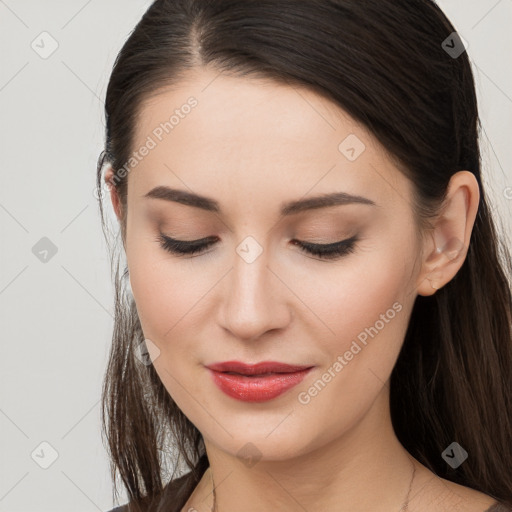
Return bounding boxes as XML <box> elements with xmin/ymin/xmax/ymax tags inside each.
<box><xmin>408</xmin><ymin>467</ymin><xmax>510</xmax><ymax>512</ymax></box>
<box><xmin>106</xmin><ymin>506</ymin><xmax>128</xmax><ymax>512</ymax></box>
<box><xmin>439</xmin><ymin>479</ymin><xmax>511</xmax><ymax>512</ymax></box>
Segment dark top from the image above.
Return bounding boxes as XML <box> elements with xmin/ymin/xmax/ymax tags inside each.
<box><xmin>486</xmin><ymin>505</ymin><xmax>512</xmax><ymax>512</ymax></box>
<box><xmin>107</xmin><ymin>496</ymin><xmax>512</xmax><ymax>512</ymax></box>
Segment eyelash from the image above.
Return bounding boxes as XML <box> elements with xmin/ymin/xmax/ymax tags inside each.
<box><xmin>156</xmin><ymin>234</ymin><xmax>358</xmax><ymax>261</ymax></box>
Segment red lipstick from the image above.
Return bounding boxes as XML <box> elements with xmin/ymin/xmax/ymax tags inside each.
<box><xmin>206</xmin><ymin>361</ymin><xmax>313</xmax><ymax>402</ymax></box>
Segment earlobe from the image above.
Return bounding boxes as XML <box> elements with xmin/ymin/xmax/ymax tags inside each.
<box><xmin>418</xmin><ymin>236</ymin><xmax>466</xmax><ymax>296</ymax></box>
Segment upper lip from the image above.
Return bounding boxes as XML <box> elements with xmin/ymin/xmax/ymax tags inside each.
<box><xmin>206</xmin><ymin>361</ymin><xmax>313</xmax><ymax>375</ymax></box>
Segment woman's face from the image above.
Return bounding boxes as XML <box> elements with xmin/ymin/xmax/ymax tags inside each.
<box><xmin>119</xmin><ymin>67</ymin><xmax>427</xmax><ymax>460</ymax></box>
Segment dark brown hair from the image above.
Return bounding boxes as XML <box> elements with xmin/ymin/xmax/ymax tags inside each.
<box><xmin>96</xmin><ymin>1</ymin><xmax>512</xmax><ymax>510</ymax></box>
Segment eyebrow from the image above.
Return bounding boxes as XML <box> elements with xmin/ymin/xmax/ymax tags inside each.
<box><xmin>143</xmin><ymin>186</ymin><xmax>377</xmax><ymax>216</ymax></box>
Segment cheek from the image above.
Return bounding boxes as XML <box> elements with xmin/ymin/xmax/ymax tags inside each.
<box><xmin>127</xmin><ymin>248</ymin><xmax>210</xmax><ymax>406</ymax></box>
<box><xmin>295</xmin><ymin>238</ymin><xmax>416</xmax><ymax>352</ymax></box>
<box><xmin>126</xmin><ymin>233</ymin><xmax>202</xmax><ymax>343</ymax></box>
<box><xmin>288</xmin><ymin>244</ymin><xmax>416</xmax><ymax>446</ymax></box>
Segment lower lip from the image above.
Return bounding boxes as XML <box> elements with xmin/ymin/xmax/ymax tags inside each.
<box><xmin>208</xmin><ymin>368</ymin><xmax>313</xmax><ymax>402</ymax></box>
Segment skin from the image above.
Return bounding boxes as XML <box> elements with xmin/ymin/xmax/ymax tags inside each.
<box><xmin>104</xmin><ymin>67</ymin><xmax>495</xmax><ymax>511</ymax></box>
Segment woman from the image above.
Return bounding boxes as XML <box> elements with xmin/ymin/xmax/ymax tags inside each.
<box><xmin>97</xmin><ymin>1</ymin><xmax>512</xmax><ymax>511</ymax></box>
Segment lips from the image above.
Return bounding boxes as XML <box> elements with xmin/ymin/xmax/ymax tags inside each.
<box><xmin>207</xmin><ymin>361</ymin><xmax>311</xmax><ymax>375</ymax></box>
<box><xmin>206</xmin><ymin>361</ymin><xmax>314</xmax><ymax>402</ymax></box>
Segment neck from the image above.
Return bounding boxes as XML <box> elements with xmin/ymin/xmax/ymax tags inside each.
<box><xmin>191</xmin><ymin>387</ymin><xmax>419</xmax><ymax>512</ymax></box>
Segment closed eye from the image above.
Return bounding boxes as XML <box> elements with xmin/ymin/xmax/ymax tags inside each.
<box><xmin>156</xmin><ymin>233</ymin><xmax>358</xmax><ymax>261</ymax></box>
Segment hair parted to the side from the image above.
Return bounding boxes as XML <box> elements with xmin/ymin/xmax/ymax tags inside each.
<box><xmin>96</xmin><ymin>1</ymin><xmax>512</xmax><ymax>511</ymax></box>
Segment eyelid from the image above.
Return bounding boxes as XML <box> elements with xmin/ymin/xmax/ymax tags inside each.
<box><xmin>156</xmin><ymin>232</ymin><xmax>359</xmax><ymax>261</ymax></box>
<box><xmin>291</xmin><ymin>235</ymin><xmax>358</xmax><ymax>260</ymax></box>
<box><xmin>156</xmin><ymin>234</ymin><xmax>218</xmax><ymax>257</ymax></box>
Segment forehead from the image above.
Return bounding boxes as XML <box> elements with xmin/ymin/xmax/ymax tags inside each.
<box><xmin>128</xmin><ymin>68</ymin><xmax>411</xmax><ymax>214</ymax></box>
<box><xmin>134</xmin><ymin>68</ymin><xmax>363</xmax><ymax>158</ymax></box>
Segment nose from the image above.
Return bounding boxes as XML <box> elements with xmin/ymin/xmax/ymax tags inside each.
<box><xmin>219</xmin><ymin>250</ymin><xmax>292</xmax><ymax>342</ymax></box>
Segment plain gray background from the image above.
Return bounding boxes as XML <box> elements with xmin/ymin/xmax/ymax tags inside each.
<box><xmin>0</xmin><ymin>1</ymin><xmax>511</xmax><ymax>511</ymax></box>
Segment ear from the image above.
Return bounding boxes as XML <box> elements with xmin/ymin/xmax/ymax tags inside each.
<box><xmin>104</xmin><ymin>165</ymin><xmax>124</xmax><ymax>223</ymax></box>
<box><xmin>416</xmin><ymin>171</ymin><xmax>480</xmax><ymax>296</ymax></box>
